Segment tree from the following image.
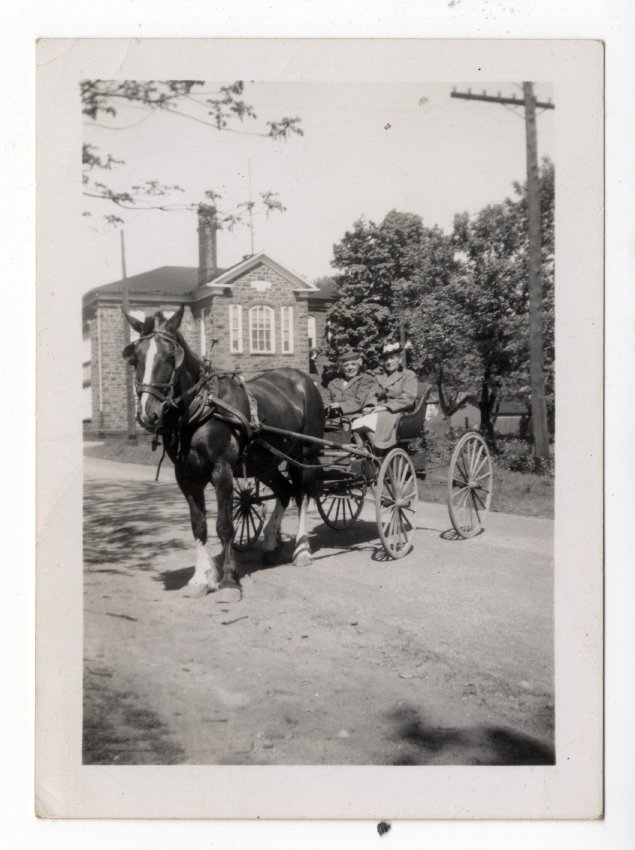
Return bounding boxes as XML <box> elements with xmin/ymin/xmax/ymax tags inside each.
<box><xmin>82</xmin><ymin>79</ymin><xmax>303</xmax><ymax>227</ymax></box>
<box><xmin>326</xmin><ymin>211</ymin><xmax>452</xmax><ymax>368</ymax></box>
<box><xmin>407</xmin><ymin>158</ymin><xmax>555</xmax><ymax>444</ymax></box>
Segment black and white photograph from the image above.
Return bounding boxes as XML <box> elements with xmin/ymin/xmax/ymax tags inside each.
<box><xmin>35</xmin><ymin>38</ymin><xmax>604</xmax><ymax>820</ymax></box>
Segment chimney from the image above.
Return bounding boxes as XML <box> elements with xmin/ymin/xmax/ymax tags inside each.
<box><xmin>197</xmin><ymin>203</ymin><xmax>218</xmax><ymax>285</ymax></box>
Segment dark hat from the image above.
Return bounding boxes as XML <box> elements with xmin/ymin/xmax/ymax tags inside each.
<box><xmin>380</xmin><ymin>341</ymin><xmax>402</xmax><ymax>357</ymax></box>
<box><xmin>337</xmin><ymin>346</ymin><xmax>362</xmax><ymax>363</ymax></box>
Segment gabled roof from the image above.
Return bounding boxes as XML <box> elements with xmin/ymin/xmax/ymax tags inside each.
<box><xmin>83</xmin><ymin>255</ymin><xmax>334</xmax><ymax>315</ymax></box>
<box><xmin>195</xmin><ymin>251</ymin><xmax>317</xmax><ymax>298</ymax></box>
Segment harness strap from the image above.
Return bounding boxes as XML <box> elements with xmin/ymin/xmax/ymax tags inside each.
<box><xmin>235</xmin><ymin>374</ymin><xmax>261</xmax><ymax>430</ymax></box>
<box><xmin>251</xmin><ymin>437</ymin><xmax>327</xmax><ymax>470</ymax></box>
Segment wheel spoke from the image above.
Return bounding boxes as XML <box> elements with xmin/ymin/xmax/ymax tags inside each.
<box><xmin>456</xmin><ymin>453</ymin><xmax>470</xmax><ymax>483</ymax></box>
<box><xmin>470</xmin><ymin>444</ymin><xmax>484</xmax><ymax>477</ymax></box>
<box><xmin>451</xmin><ymin>485</ymin><xmax>470</xmax><ymax>507</ymax></box>
<box><xmin>470</xmin><ymin>491</ymin><xmax>482</xmax><ymax>523</ymax></box>
<box><xmin>472</xmin><ymin>452</ymin><xmax>490</xmax><ymax>480</ymax></box>
<box><xmin>472</xmin><ymin>488</ymin><xmax>488</xmax><ymax>511</ymax></box>
<box><xmin>400</xmin><ymin>483</ymin><xmax>417</xmax><ymax>501</ymax></box>
<box><xmin>398</xmin><ymin>507</ymin><xmax>414</xmax><ymax>532</ymax></box>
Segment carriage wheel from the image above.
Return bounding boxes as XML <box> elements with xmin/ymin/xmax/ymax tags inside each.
<box><xmin>316</xmin><ymin>483</ymin><xmax>366</xmax><ymax>530</ymax></box>
<box><xmin>232</xmin><ymin>477</ymin><xmax>267</xmax><ymax>551</ymax></box>
<box><xmin>375</xmin><ymin>448</ymin><xmax>418</xmax><ymax>559</ymax></box>
<box><xmin>448</xmin><ymin>431</ymin><xmax>493</xmax><ymax>539</ymax></box>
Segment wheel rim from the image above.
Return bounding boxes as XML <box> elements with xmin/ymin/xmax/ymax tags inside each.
<box><xmin>316</xmin><ymin>483</ymin><xmax>366</xmax><ymax>530</ymax></box>
<box><xmin>448</xmin><ymin>432</ymin><xmax>493</xmax><ymax>539</ymax></box>
<box><xmin>232</xmin><ymin>477</ymin><xmax>267</xmax><ymax>551</ymax></box>
<box><xmin>375</xmin><ymin>449</ymin><xmax>417</xmax><ymax>559</ymax></box>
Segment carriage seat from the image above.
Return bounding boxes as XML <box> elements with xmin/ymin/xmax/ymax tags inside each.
<box><xmin>395</xmin><ymin>382</ymin><xmax>430</xmax><ymax>443</ymax></box>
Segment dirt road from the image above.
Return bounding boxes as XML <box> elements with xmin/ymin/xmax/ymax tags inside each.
<box><xmin>83</xmin><ymin>456</ymin><xmax>554</xmax><ymax>765</ymax></box>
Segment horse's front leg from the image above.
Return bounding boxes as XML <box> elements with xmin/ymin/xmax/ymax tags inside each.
<box><xmin>175</xmin><ymin>472</ymin><xmax>220</xmax><ymax>598</ymax></box>
<box><xmin>212</xmin><ymin>459</ymin><xmax>242</xmax><ymax>603</ymax></box>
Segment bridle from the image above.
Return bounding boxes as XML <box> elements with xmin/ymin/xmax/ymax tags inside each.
<box><xmin>134</xmin><ymin>329</ymin><xmax>187</xmax><ymax>420</ymax></box>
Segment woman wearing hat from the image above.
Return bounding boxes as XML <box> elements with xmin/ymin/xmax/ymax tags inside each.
<box><xmin>324</xmin><ymin>347</ymin><xmax>379</xmax><ymax>418</ymax></box>
<box><xmin>352</xmin><ymin>342</ymin><xmax>417</xmax><ymax>449</ymax></box>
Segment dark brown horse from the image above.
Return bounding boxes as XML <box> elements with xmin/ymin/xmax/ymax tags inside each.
<box><xmin>122</xmin><ymin>306</ymin><xmax>325</xmax><ymax>603</ymax></box>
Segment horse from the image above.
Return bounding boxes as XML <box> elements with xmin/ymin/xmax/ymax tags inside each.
<box><xmin>122</xmin><ymin>306</ymin><xmax>325</xmax><ymax>603</ymax></box>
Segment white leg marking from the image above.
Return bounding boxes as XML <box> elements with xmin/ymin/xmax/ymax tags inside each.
<box><xmin>185</xmin><ymin>540</ymin><xmax>218</xmax><ymax>595</ymax></box>
<box><xmin>139</xmin><ymin>336</ymin><xmax>158</xmax><ymax>422</ymax></box>
<box><xmin>293</xmin><ymin>494</ymin><xmax>312</xmax><ymax>565</ymax></box>
<box><xmin>262</xmin><ymin>499</ymin><xmax>285</xmax><ymax>552</ymax></box>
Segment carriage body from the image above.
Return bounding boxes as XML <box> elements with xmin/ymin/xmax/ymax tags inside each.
<box><xmin>232</xmin><ymin>381</ymin><xmax>494</xmax><ymax>558</ymax></box>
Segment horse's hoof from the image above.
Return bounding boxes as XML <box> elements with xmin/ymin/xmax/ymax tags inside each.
<box><xmin>216</xmin><ymin>585</ymin><xmax>242</xmax><ymax>604</ymax></box>
<box><xmin>181</xmin><ymin>582</ymin><xmax>209</xmax><ymax>598</ymax></box>
<box><xmin>261</xmin><ymin>549</ymin><xmax>278</xmax><ymax>567</ymax></box>
<box><xmin>293</xmin><ymin>551</ymin><xmax>312</xmax><ymax>567</ymax></box>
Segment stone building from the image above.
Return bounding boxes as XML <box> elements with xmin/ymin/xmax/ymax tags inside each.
<box><xmin>82</xmin><ymin>207</ymin><xmax>335</xmax><ymax>433</ymax></box>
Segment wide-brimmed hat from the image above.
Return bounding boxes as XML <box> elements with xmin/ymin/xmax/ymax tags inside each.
<box><xmin>380</xmin><ymin>341</ymin><xmax>402</xmax><ymax>358</ymax></box>
<box><xmin>337</xmin><ymin>347</ymin><xmax>362</xmax><ymax>363</ymax></box>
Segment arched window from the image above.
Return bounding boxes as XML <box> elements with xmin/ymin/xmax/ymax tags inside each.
<box><xmin>249</xmin><ymin>305</ymin><xmax>275</xmax><ymax>353</ymax></box>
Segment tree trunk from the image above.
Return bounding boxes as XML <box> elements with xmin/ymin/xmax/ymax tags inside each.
<box><xmin>479</xmin><ymin>372</ymin><xmax>498</xmax><ymax>450</ymax></box>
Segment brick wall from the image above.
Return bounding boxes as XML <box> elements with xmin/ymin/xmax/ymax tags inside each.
<box><xmin>86</xmin><ymin>269</ymin><xmax>318</xmax><ymax>432</ymax></box>
<box><xmin>205</xmin><ymin>262</ymin><xmax>311</xmax><ymax>375</ymax></box>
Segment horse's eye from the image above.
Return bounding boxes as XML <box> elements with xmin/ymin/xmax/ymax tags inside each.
<box><xmin>122</xmin><ymin>343</ymin><xmax>137</xmax><ymax>365</ymax></box>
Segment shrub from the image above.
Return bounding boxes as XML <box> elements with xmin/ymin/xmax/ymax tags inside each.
<box><xmin>495</xmin><ymin>437</ymin><xmax>554</xmax><ymax>477</ymax></box>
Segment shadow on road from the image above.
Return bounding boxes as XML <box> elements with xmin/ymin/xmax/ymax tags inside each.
<box><xmin>84</xmin><ymin>479</ymin><xmax>192</xmax><ymax>573</ymax></box>
<box><xmin>386</xmin><ymin>705</ymin><xmax>555</xmax><ymax>765</ymax></box>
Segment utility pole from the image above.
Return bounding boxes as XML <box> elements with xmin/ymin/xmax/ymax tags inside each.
<box><xmin>120</xmin><ymin>229</ymin><xmax>137</xmax><ymax>441</ymax></box>
<box><xmin>522</xmin><ymin>82</ymin><xmax>551</xmax><ymax>471</ymax></box>
<box><xmin>450</xmin><ymin>84</ymin><xmax>554</xmax><ymax>471</ymax></box>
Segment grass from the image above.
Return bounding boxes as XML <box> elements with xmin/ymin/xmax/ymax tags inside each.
<box><xmin>85</xmin><ymin>434</ymin><xmax>171</xmax><ymax>468</ymax></box>
<box><xmin>418</xmin><ymin>468</ymin><xmax>553</xmax><ymax>519</ymax></box>
<box><xmin>85</xmin><ymin>435</ymin><xmax>554</xmax><ymax>519</ymax></box>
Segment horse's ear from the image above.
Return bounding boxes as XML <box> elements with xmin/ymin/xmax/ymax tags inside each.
<box><xmin>121</xmin><ymin>307</ymin><xmax>145</xmax><ymax>334</ymax></box>
<box><xmin>164</xmin><ymin>305</ymin><xmax>185</xmax><ymax>333</ymax></box>
<box><xmin>122</xmin><ymin>342</ymin><xmax>137</xmax><ymax>365</ymax></box>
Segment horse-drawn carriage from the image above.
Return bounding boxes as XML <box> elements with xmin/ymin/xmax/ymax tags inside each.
<box><xmin>231</xmin><ymin>383</ymin><xmax>494</xmax><ymax>560</ymax></box>
<box><xmin>123</xmin><ymin>306</ymin><xmax>494</xmax><ymax>601</ymax></box>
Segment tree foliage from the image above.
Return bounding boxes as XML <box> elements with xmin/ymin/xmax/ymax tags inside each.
<box><xmin>326</xmin><ymin>211</ymin><xmax>453</xmax><ymax>368</ymax></box>
<box><xmin>82</xmin><ymin>79</ymin><xmax>303</xmax><ymax>226</ymax></box>
<box><xmin>408</xmin><ymin>158</ymin><xmax>555</xmax><ymax>441</ymax></box>
<box><xmin>325</xmin><ymin>159</ymin><xmax>555</xmax><ymax>443</ymax></box>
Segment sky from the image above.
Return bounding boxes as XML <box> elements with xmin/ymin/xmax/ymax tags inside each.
<box><xmin>82</xmin><ymin>81</ymin><xmax>554</xmax><ymax>291</ymax></box>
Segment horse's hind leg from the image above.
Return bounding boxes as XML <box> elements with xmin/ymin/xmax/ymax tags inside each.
<box><xmin>176</xmin><ymin>474</ymin><xmax>219</xmax><ymax>598</ymax></box>
<box><xmin>290</xmin><ymin>465</ymin><xmax>314</xmax><ymax>567</ymax></box>
<box><xmin>260</xmin><ymin>468</ymin><xmax>293</xmax><ymax>566</ymax></box>
<box><xmin>212</xmin><ymin>458</ymin><xmax>242</xmax><ymax>603</ymax></box>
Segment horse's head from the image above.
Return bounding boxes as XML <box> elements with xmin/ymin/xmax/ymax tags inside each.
<box><xmin>122</xmin><ymin>306</ymin><xmax>186</xmax><ymax>432</ymax></box>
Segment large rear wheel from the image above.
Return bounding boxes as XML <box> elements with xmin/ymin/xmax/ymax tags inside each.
<box><xmin>448</xmin><ymin>431</ymin><xmax>493</xmax><ymax>538</ymax></box>
<box><xmin>375</xmin><ymin>448</ymin><xmax>417</xmax><ymax>559</ymax></box>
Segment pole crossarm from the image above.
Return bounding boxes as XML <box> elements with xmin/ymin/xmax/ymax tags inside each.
<box><xmin>451</xmin><ymin>89</ymin><xmax>555</xmax><ymax>110</ymax></box>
